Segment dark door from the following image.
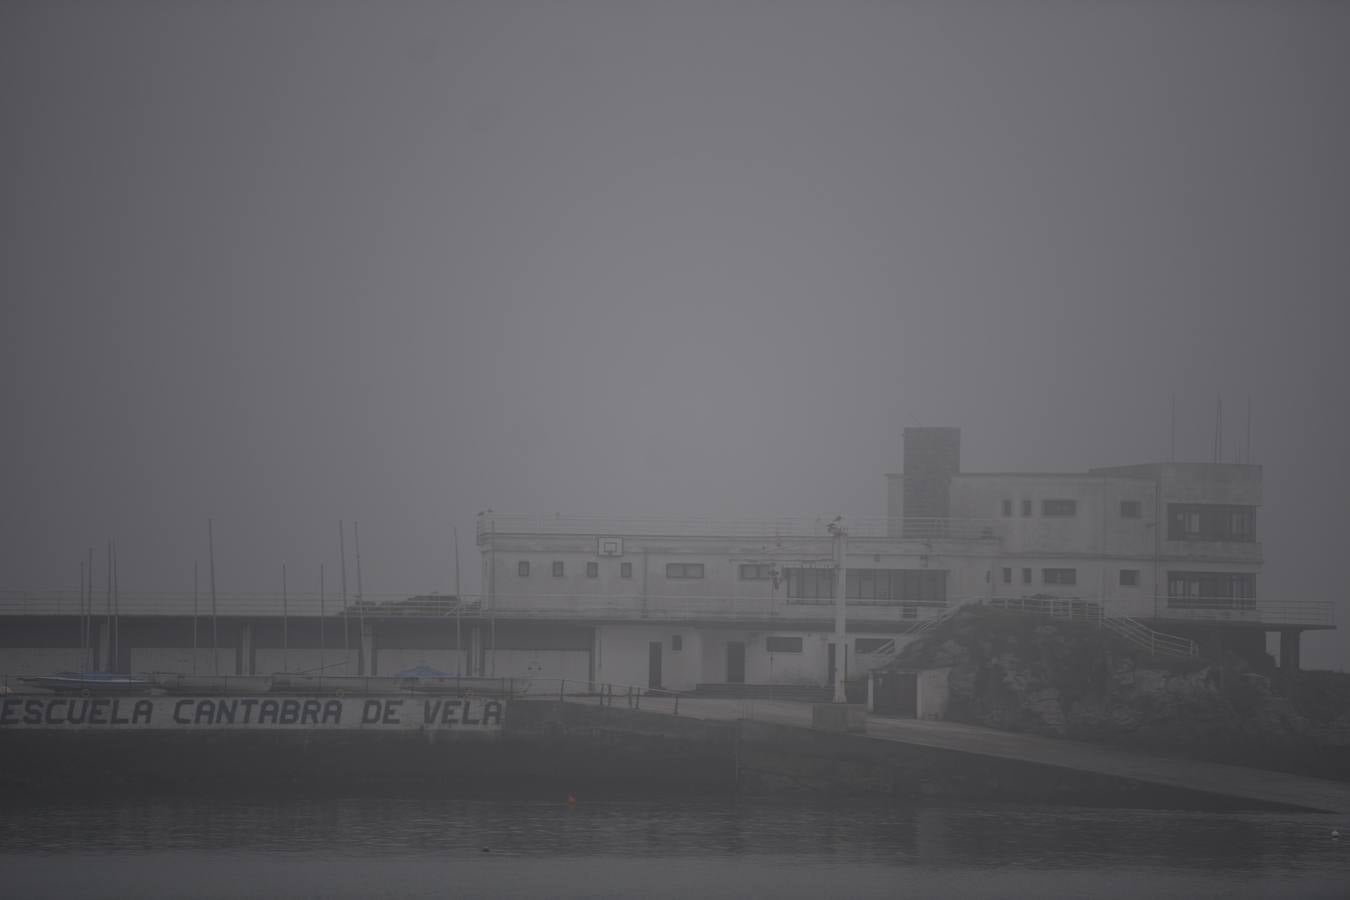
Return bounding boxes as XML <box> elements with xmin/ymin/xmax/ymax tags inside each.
<box><xmin>726</xmin><ymin>642</ymin><xmax>746</xmax><ymax>683</ymax></box>
<box><xmin>648</xmin><ymin>641</ymin><xmax>663</xmax><ymax>689</ymax></box>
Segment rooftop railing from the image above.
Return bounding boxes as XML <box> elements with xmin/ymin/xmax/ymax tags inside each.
<box><xmin>476</xmin><ymin>514</ymin><xmax>1002</xmax><ymax>542</ymax></box>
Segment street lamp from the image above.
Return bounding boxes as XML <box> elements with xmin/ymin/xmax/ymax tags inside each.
<box><xmin>827</xmin><ymin>517</ymin><xmax>848</xmax><ymax>703</ymax></box>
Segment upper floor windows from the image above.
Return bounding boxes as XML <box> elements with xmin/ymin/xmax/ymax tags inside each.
<box><xmin>1001</xmin><ymin>499</ymin><xmax>1013</xmax><ymax>517</ymax></box>
<box><xmin>1042</xmin><ymin>568</ymin><xmax>1077</xmax><ymax>585</ymax></box>
<box><xmin>1042</xmin><ymin>499</ymin><xmax>1077</xmax><ymax>517</ymax></box>
<box><xmin>1167</xmin><ymin>504</ymin><xmax>1255</xmax><ymax>542</ymax></box>
<box><xmin>666</xmin><ymin>563</ymin><xmax>704</xmax><ymax>579</ymax></box>
<box><xmin>620</xmin><ymin>562</ymin><xmax>633</xmax><ymax>579</ymax></box>
<box><xmin>1119</xmin><ymin>569</ymin><xmax>1140</xmax><ymax>587</ymax></box>
<box><xmin>586</xmin><ymin>562</ymin><xmax>599</xmax><ymax>578</ymax></box>
<box><xmin>739</xmin><ymin>563</ymin><xmax>773</xmax><ymax>580</ymax></box>
<box><xmin>1167</xmin><ymin>571</ymin><xmax>1255</xmax><ymax>608</ymax></box>
<box><xmin>518</xmin><ymin>561</ymin><xmax>530</xmax><ymax>577</ymax></box>
<box><xmin>1021</xmin><ymin>500</ymin><xmax>1032</xmax><ymax>517</ymax></box>
<box><xmin>1119</xmin><ymin>500</ymin><xmax>1142</xmax><ymax>519</ymax></box>
<box><xmin>552</xmin><ymin>561</ymin><xmax>564</xmax><ymax>577</ymax></box>
<box><xmin>786</xmin><ymin>567</ymin><xmax>946</xmax><ymax>605</ymax></box>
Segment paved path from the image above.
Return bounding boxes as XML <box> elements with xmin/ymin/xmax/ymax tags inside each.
<box><xmin>573</xmin><ymin>696</ymin><xmax>1350</xmax><ymax>814</ymax></box>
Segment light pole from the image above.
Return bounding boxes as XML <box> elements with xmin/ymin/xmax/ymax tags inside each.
<box><xmin>828</xmin><ymin>517</ymin><xmax>848</xmax><ymax>703</ymax></box>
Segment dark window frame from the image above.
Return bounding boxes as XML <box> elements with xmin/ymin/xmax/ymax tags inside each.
<box><xmin>620</xmin><ymin>562</ymin><xmax>633</xmax><ymax>579</ymax></box>
<box><xmin>738</xmin><ymin>563</ymin><xmax>772</xmax><ymax>581</ymax></box>
<box><xmin>671</xmin><ymin>635</ymin><xmax>683</xmax><ymax>652</ymax></box>
<box><xmin>552</xmin><ymin>561</ymin><xmax>564</xmax><ymax>578</ymax></box>
<box><xmin>665</xmin><ymin>562</ymin><xmax>705</xmax><ymax>579</ymax></box>
<box><xmin>1001</xmin><ymin>499</ymin><xmax>1013</xmax><ymax>517</ymax></box>
<box><xmin>586</xmin><ymin>561</ymin><xmax>599</xmax><ymax>579</ymax></box>
<box><xmin>517</xmin><ymin>561</ymin><xmax>530</xmax><ymax>578</ymax></box>
<box><xmin>1120</xmin><ymin>500</ymin><xmax>1142</xmax><ymax>519</ymax></box>
<box><xmin>1043</xmin><ymin>568</ymin><xmax>1077</xmax><ymax>585</ymax></box>
<box><xmin>765</xmin><ymin>635</ymin><xmax>803</xmax><ymax>653</ymax></box>
<box><xmin>1021</xmin><ymin>499</ymin><xmax>1033</xmax><ymax>517</ymax></box>
<box><xmin>1119</xmin><ymin>569</ymin><xmax>1140</xmax><ymax>587</ymax></box>
<box><xmin>1042</xmin><ymin>499</ymin><xmax>1078</xmax><ymax>517</ymax></box>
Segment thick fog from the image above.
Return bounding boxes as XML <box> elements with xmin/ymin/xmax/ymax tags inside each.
<box><xmin>3</xmin><ymin>2</ymin><xmax>1347</xmax><ymax>667</ymax></box>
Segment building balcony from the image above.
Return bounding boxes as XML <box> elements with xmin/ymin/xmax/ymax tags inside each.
<box><xmin>1155</xmin><ymin>596</ymin><xmax>1333</xmax><ymax>628</ymax></box>
<box><xmin>1160</xmin><ymin>540</ymin><xmax>1263</xmax><ymax>563</ymax></box>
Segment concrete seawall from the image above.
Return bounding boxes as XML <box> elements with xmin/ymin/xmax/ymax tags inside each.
<box><xmin>1</xmin><ymin>697</ymin><xmax>1318</xmax><ymax>810</ymax></box>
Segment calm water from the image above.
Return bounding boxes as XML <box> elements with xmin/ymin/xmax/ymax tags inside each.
<box><xmin>2</xmin><ymin>797</ymin><xmax>1347</xmax><ymax>899</ymax></box>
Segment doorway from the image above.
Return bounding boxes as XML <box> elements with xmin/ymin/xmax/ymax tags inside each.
<box><xmin>726</xmin><ymin>641</ymin><xmax>746</xmax><ymax>684</ymax></box>
<box><xmin>648</xmin><ymin>641</ymin><xmax>663</xmax><ymax>689</ymax></box>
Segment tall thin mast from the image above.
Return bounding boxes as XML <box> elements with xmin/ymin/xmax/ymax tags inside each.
<box><xmin>193</xmin><ymin>561</ymin><xmax>199</xmax><ymax>675</ymax></box>
<box><xmin>319</xmin><ymin>563</ymin><xmax>326</xmax><ymax>678</ymax></box>
<box><xmin>208</xmin><ymin>518</ymin><xmax>219</xmax><ymax>676</ymax></box>
<box><xmin>112</xmin><ymin>542</ymin><xmax>119</xmax><ymax>672</ymax></box>
<box><xmin>78</xmin><ymin>560</ymin><xmax>86</xmax><ymax>671</ymax></box>
<box><xmin>339</xmin><ymin>521</ymin><xmax>349</xmax><ymax>670</ymax></box>
<box><xmin>105</xmin><ymin>541</ymin><xmax>112</xmax><ymax>671</ymax></box>
<box><xmin>353</xmin><ymin>522</ymin><xmax>365</xmax><ymax>675</ymax></box>
<box><xmin>281</xmin><ymin>563</ymin><xmax>288</xmax><ymax>674</ymax></box>
<box><xmin>85</xmin><ymin>547</ymin><xmax>94</xmax><ymax>670</ymax></box>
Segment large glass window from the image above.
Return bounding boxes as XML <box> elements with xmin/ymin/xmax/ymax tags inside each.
<box><xmin>665</xmin><ymin>563</ymin><xmax>705</xmax><ymax>579</ymax></box>
<box><xmin>1167</xmin><ymin>571</ymin><xmax>1255</xmax><ymax>609</ymax></box>
<box><xmin>1167</xmin><ymin>504</ymin><xmax>1256</xmax><ymax>542</ymax></box>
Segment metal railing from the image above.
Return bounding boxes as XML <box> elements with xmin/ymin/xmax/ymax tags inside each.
<box><xmin>477</xmin><ymin>513</ymin><xmax>1002</xmax><ymax>542</ymax></box>
<box><xmin>988</xmin><ymin>596</ymin><xmax>1198</xmax><ymax>658</ymax></box>
<box><xmin>1159</xmin><ymin>597</ymin><xmax>1334</xmax><ymax>626</ymax></box>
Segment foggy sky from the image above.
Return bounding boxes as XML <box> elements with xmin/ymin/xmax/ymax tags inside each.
<box><xmin>3</xmin><ymin>2</ymin><xmax>1347</xmax><ymax>667</ymax></box>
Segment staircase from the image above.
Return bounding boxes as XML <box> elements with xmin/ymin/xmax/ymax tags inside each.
<box><xmin>988</xmin><ymin>596</ymin><xmax>1198</xmax><ymax>659</ymax></box>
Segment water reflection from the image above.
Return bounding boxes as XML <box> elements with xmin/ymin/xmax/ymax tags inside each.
<box><xmin>1</xmin><ymin>798</ymin><xmax>1345</xmax><ymax>899</ymax></box>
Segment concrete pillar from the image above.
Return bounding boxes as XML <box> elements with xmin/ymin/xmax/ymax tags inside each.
<box><xmin>1279</xmin><ymin>630</ymin><xmax>1302</xmax><ymax>674</ymax></box>
<box><xmin>240</xmin><ymin>623</ymin><xmax>254</xmax><ymax>675</ymax></box>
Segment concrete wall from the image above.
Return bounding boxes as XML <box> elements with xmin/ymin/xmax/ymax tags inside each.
<box><xmin>372</xmin><ymin>649</ymin><xmax>467</xmax><ymax>677</ymax></box>
<box><xmin>255</xmin><ymin>648</ymin><xmax>358</xmax><ymax>676</ymax></box>
<box><xmin>594</xmin><ymin>625</ymin><xmax>701</xmax><ymax>691</ymax></box>
<box><xmin>487</xmin><ymin>649</ymin><xmax>591</xmax><ymax>686</ymax></box>
<box><xmin>916</xmin><ymin>667</ymin><xmax>952</xmax><ymax>720</ymax></box>
<box><xmin>0</xmin><ymin>648</ymin><xmax>87</xmax><ymax>680</ymax></box>
<box><xmin>130</xmin><ymin>648</ymin><xmax>236</xmax><ymax>675</ymax></box>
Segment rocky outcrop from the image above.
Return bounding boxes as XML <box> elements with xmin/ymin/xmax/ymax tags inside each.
<box><xmin>890</xmin><ymin>607</ymin><xmax>1350</xmax><ymax>781</ymax></box>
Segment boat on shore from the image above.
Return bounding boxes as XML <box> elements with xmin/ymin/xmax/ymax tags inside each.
<box><xmin>19</xmin><ymin>672</ymin><xmax>156</xmax><ymax>694</ymax></box>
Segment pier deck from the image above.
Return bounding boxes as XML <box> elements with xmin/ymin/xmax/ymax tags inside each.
<box><xmin>569</xmin><ymin>695</ymin><xmax>1350</xmax><ymax>814</ymax></box>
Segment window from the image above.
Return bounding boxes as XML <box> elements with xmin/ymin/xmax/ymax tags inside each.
<box><xmin>1021</xmin><ymin>499</ymin><xmax>1032</xmax><ymax>517</ymax></box>
<box><xmin>552</xmin><ymin>561</ymin><xmax>564</xmax><ymax>577</ymax></box>
<box><xmin>1167</xmin><ymin>571</ymin><xmax>1255</xmax><ymax>609</ymax></box>
<box><xmin>1119</xmin><ymin>569</ymin><xmax>1140</xmax><ymax>587</ymax></box>
<box><xmin>1022</xmin><ymin>568</ymin><xmax>1032</xmax><ymax>584</ymax></box>
<box><xmin>790</xmin><ymin>568</ymin><xmax>946</xmax><ymax>605</ymax></box>
<box><xmin>671</xmin><ymin>635</ymin><xmax>683</xmax><ymax>652</ymax></box>
<box><xmin>1002</xmin><ymin>567</ymin><xmax>1012</xmax><ymax>584</ymax></box>
<box><xmin>765</xmin><ymin>636</ymin><xmax>802</xmax><ymax>653</ymax></box>
<box><xmin>620</xmin><ymin>562</ymin><xmax>633</xmax><ymax>579</ymax></box>
<box><xmin>586</xmin><ymin>561</ymin><xmax>599</xmax><ymax>578</ymax></box>
<box><xmin>1001</xmin><ymin>499</ymin><xmax>1013</xmax><ymax>517</ymax></box>
<box><xmin>1120</xmin><ymin>500</ymin><xmax>1142</xmax><ymax>519</ymax></box>
<box><xmin>1167</xmin><ymin>504</ymin><xmax>1256</xmax><ymax>542</ymax></box>
<box><xmin>517</xmin><ymin>561</ymin><xmax>530</xmax><ymax>577</ymax></box>
<box><xmin>665</xmin><ymin>563</ymin><xmax>704</xmax><ymax>579</ymax></box>
<box><xmin>1043</xmin><ymin>568</ymin><xmax>1077</xmax><ymax>585</ymax></box>
<box><xmin>1042</xmin><ymin>499</ymin><xmax>1077</xmax><ymax>517</ymax></box>
<box><xmin>739</xmin><ymin>563</ymin><xmax>772</xmax><ymax>580</ymax></box>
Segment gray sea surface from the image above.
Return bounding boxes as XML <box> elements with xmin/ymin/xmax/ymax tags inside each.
<box><xmin>1</xmin><ymin>797</ymin><xmax>1347</xmax><ymax>898</ymax></box>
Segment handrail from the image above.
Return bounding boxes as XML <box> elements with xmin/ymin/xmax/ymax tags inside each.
<box><xmin>989</xmin><ymin>596</ymin><xmax>1199</xmax><ymax>658</ymax></box>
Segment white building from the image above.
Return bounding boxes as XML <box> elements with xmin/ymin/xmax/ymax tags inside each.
<box><xmin>473</xmin><ymin>427</ymin><xmax>1333</xmax><ymax>692</ymax></box>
